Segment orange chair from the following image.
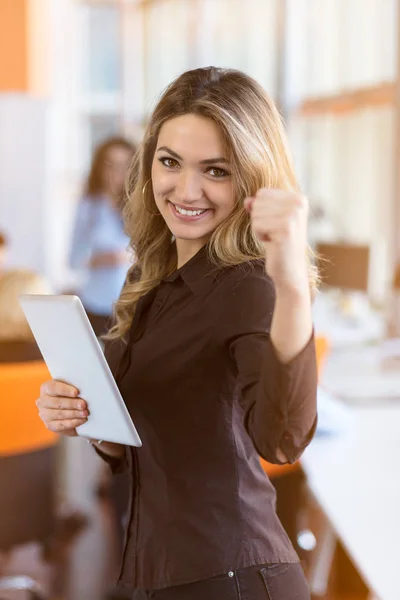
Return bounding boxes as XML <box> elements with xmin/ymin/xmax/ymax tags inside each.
<box><xmin>315</xmin><ymin>335</ymin><xmax>329</xmax><ymax>380</ymax></box>
<box><xmin>0</xmin><ymin>360</ymin><xmax>57</xmax><ymax>457</ymax></box>
<box><xmin>0</xmin><ymin>359</ymin><xmax>58</xmax><ymax>550</ymax></box>
<box><xmin>261</xmin><ymin>335</ymin><xmax>329</xmax><ymax>478</ymax></box>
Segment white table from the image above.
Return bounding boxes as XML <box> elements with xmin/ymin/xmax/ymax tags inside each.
<box><xmin>302</xmin><ymin>348</ymin><xmax>400</xmax><ymax>600</ymax></box>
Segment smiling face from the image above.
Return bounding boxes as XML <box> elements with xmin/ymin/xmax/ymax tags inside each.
<box><xmin>151</xmin><ymin>114</ymin><xmax>236</xmax><ymax>258</ymax></box>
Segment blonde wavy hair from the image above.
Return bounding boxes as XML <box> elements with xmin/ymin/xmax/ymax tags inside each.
<box><xmin>0</xmin><ymin>269</ymin><xmax>52</xmax><ymax>342</ymax></box>
<box><xmin>108</xmin><ymin>67</ymin><xmax>317</xmax><ymax>340</ymax></box>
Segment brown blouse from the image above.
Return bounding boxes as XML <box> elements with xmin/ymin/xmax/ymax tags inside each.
<box><xmin>101</xmin><ymin>245</ymin><xmax>318</xmax><ymax>592</ymax></box>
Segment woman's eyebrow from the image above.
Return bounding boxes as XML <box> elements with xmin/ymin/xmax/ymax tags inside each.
<box><xmin>199</xmin><ymin>157</ymin><xmax>230</xmax><ymax>165</ymax></box>
<box><xmin>157</xmin><ymin>146</ymin><xmax>182</xmax><ymax>160</ymax></box>
<box><xmin>157</xmin><ymin>146</ymin><xmax>229</xmax><ymax>165</ymax></box>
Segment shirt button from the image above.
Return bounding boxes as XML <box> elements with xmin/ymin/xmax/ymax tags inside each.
<box><xmin>283</xmin><ymin>432</ymin><xmax>291</xmax><ymax>441</ymax></box>
<box><xmin>228</xmin><ymin>571</ymin><xmax>234</xmax><ymax>577</ymax></box>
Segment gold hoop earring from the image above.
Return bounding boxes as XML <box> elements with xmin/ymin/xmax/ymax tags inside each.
<box><xmin>142</xmin><ymin>179</ymin><xmax>161</xmax><ymax>216</ymax></box>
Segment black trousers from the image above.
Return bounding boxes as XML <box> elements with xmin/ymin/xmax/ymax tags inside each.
<box><xmin>130</xmin><ymin>562</ymin><xmax>310</xmax><ymax>600</ymax></box>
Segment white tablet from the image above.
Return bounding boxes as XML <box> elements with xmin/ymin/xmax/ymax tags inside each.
<box><xmin>19</xmin><ymin>294</ymin><xmax>142</xmax><ymax>447</ymax></box>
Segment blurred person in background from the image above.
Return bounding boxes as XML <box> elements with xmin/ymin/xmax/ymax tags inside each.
<box><xmin>0</xmin><ymin>231</ymin><xmax>8</xmax><ymax>276</ymax></box>
<box><xmin>37</xmin><ymin>67</ymin><xmax>317</xmax><ymax>600</ymax></box>
<box><xmin>69</xmin><ymin>136</ymin><xmax>136</xmax><ymax>337</ymax></box>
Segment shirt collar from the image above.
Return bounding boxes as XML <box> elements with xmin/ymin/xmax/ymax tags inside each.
<box><xmin>163</xmin><ymin>245</ymin><xmax>219</xmax><ymax>294</ymax></box>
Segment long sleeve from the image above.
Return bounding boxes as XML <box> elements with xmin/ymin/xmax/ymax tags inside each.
<box><xmin>217</xmin><ymin>264</ymin><xmax>318</xmax><ymax>464</ymax></box>
<box><xmin>69</xmin><ymin>198</ymin><xmax>94</xmax><ymax>270</ymax></box>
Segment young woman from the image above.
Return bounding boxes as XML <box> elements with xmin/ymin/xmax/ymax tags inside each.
<box><xmin>37</xmin><ymin>67</ymin><xmax>318</xmax><ymax>599</ymax></box>
<box><xmin>69</xmin><ymin>137</ymin><xmax>136</xmax><ymax>337</ymax></box>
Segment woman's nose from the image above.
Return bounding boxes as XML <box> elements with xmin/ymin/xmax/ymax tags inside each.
<box><xmin>175</xmin><ymin>170</ymin><xmax>203</xmax><ymax>204</ymax></box>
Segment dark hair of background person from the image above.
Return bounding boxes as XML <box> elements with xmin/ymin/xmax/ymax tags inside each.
<box><xmin>84</xmin><ymin>136</ymin><xmax>137</xmax><ymax>198</ymax></box>
<box><xmin>0</xmin><ymin>232</ymin><xmax>7</xmax><ymax>248</ymax></box>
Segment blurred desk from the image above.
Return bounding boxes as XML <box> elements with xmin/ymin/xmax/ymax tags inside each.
<box><xmin>313</xmin><ymin>291</ymin><xmax>386</xmax><ymax>349</ymax></box>
<box><xmin>321</xmin><ymin>344</ymin><xmax>400</xmax><ymax>403</ymax></box>
<box><xmin>302</xmin><ymin>346</ymin><xmax>400</xmax><ymax>600</ymax></box>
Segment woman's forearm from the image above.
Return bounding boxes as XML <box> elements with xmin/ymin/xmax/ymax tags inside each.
<box><xmin>270</xmin><ymin>284</ymin><xmax>313</xmax><ymax>364</ymax></box>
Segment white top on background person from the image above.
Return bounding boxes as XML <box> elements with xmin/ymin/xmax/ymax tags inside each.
<box><xmin>69</xmin><ymin>137</ymin><xmax>136</xmax><ymax>318</ymax></box>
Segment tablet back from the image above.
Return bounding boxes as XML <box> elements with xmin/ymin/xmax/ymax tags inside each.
<box><xmin>19</xmin><ymin>294</ymin><xmax>141</xmax><ymax>446</ymax></box>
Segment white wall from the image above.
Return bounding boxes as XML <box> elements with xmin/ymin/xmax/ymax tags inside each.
<box><xmin>0</xmin><ymin>0</ymin><xmax>85</xmax><ymax>291</ymax></box>
<box><xmin>0</xmin><ymin>95</ymin><xmax>51</xmax><ymax>276</ymax></box>
<box><xmin>46</xmin><ymin>0</ymin><xmax>85</xmax><ymax>291</ymax></box>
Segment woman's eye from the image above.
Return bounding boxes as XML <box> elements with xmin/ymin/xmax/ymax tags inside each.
<box><xmin>207</xmin><ymin>167</ymin><xmax>229</xmax><ymax>179</ymax></box>
<box><xmin>159</xmin><ymin>157</ymin><xmax>179</xmax><ymax>169</ymax></box>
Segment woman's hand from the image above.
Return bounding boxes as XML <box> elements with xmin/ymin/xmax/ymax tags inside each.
<box><xmin>36</xmin><ymin>381</ymin><xmax>124</xmax><ymax>460</ymax></box>
<box><xmin>245</xmin><ymin>189</ymin><xmax>309</xmax><ymax>294</ymax></box>
<box><xmin>36</xmin><ymin>380</ymin><xmax>88</xmax><ymax>436</ymax></box>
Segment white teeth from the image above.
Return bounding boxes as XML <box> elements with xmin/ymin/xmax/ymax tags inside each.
<box><xmin>174</xmin><ymin>205</ymin><xmax>207</xmax><ymax>217</ymax></box>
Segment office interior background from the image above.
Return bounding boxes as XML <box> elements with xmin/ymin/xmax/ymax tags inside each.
<box><xmin>1</xmin><ymin>1</ymin><xmax>400</xmax><ymax>599</ymax></box>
